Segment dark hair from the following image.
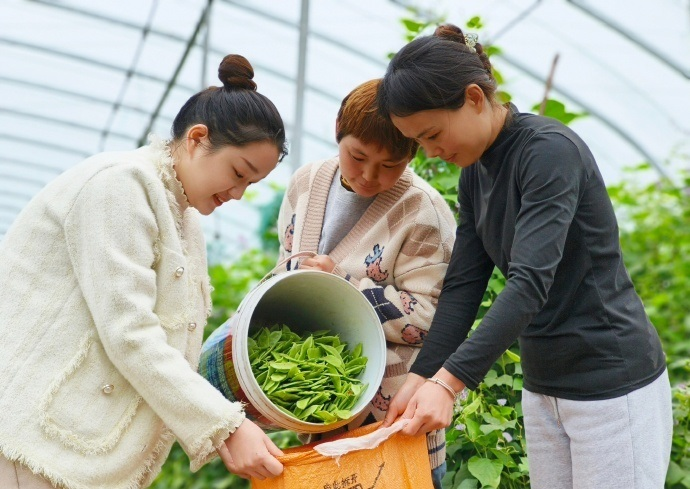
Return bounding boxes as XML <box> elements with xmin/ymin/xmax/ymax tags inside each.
<box><xmin>378</xmin><ymin>24</ymin><xmax>497</xmax><ymax>118</ymax></box>
<box><xmin>172</xmin><ymin>54</ymin><xmax>287</xmax><ymax>160</ymax></box>
<box><xmin>336</xmin><ymin>79</ymin><xmax>417</xmax><ymax>162</ymax></box>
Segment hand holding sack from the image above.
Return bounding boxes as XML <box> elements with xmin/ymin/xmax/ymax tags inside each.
<box><xmin>252</xmin><ymin>421</ymin><xmax>433</xmax><ymax>489</ymax></box>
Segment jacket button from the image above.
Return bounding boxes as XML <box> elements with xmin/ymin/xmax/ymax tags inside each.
<box><xmin>102</xmin><ymin>384</ymin><xmax>115</xmax><ymax>394</ymax></box>
<box><xmin>175</xmin><ymin>267</ymin><xmax>185</xmax><ymax>277</ymax></box>
<box><xmin>187</xmin><ymin>322</ymin><xmax>197</xmax><ymax>331</ymax></box>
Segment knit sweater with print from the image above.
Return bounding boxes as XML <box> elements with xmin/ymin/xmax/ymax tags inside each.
<box><xmin>276</xmin><ymin>157</ymin><xmax>457</xmax><ymax>467</ymax></box>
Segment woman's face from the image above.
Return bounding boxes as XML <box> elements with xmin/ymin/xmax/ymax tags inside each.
<box><xmin>390</xmin><ymin>85</ymin><xmax>495</xmax><ymax>169</ymax></box>
<box><xmin>176</xmin><ymin>129</ymin><xmax>280</xmax><ymax>215</ymax></box>
<box><xmin>338</xmin><ymin>135</ymin><xmax>409</xmax><ymax>197</ymax></box>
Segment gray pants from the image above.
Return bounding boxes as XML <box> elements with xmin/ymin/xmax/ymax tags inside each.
<box><xmin>523</xmin><ymin>369</ymin><xmax>672</xmax><ymax>489</ymax></box>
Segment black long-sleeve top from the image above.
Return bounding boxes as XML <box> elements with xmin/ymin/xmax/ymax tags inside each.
<box><xmin>411</xmin><ymin>106</ymin><xmax>666</xmax><ymax>400</ymax></box>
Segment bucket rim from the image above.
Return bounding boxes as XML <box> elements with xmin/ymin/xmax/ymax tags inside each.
<box><xmin>232</xmin><ymin>269</ymin><xmax>386</xmax><ymax>432</ymax></box>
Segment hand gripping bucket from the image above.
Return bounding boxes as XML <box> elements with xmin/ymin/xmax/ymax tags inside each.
<box><xmin>199</xmin><ymin>269</ymin><xmax>386</xmax><ymax>433</ymax></box>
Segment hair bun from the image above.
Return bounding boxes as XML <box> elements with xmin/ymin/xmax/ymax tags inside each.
<box><xmin>434</xmin><ymin>24</ymin><xmax>466</xmax><ymax>44</ymax></box>
<box><xmin>218</xmin><ymin>54</ymin><xmax>257</xmax><ymax>91</ymax></box>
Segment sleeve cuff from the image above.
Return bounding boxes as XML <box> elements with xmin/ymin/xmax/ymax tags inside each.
<box><xmin>188</xmin><ymin>408</ymin><xmax>246</xmax><ymax>472</ymax></box>
<box><xmin>331</xmin><ymin>264</ymin><xmax>360</xmax><ymax>287</ymax></box>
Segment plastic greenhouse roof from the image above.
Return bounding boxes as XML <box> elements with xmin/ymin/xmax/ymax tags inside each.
<box><xmin>2</xmin><ymin>0</ymin><xmax>689</xmax><ymax>261</ymax></box>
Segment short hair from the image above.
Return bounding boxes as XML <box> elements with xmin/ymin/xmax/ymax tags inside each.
<box><xmin>336</xmin><ymin>79</ymin><xmax>417</xmax><ymax>162</ymax></box>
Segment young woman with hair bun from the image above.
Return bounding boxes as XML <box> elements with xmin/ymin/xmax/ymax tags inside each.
<box><xmin>379</xmin><ymin>24</ymin><xmax>672</xmax><ymax>489</ymax></box>
<box><xmin>0</xmin><ymin>54</ymin><xmax>287</xmax><ymax>488</ymax></box>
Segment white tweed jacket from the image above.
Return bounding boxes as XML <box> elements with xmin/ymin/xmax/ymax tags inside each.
<box><xmin>0</xmin><ymin>137</ymin><xmax>245</xmax><ymax>489</ymax></box>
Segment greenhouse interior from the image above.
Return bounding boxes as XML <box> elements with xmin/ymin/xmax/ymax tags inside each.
<box><xmin>1</xmin><ymin>0</ymin><xmax>689</xmax><ymax>488</ymax></box>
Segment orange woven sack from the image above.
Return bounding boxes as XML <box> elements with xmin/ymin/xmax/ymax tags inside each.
<box><xmin>252</xmin><ymin>421</ymin><xmax>433</xmax><ymax>489</ymax></box>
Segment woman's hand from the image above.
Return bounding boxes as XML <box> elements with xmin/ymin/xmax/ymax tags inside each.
<box><xmin>216</xmin><ymin>419</ymin><xmax>284</xmax><ymax>480</ymax></box>
<box><xmin>382</xmin><ymin>373</ymin><xmax>426</xmax><ymax>427</ymax></box>
<box><xmin>383</xmin><ymin>370</ymin><xmax>463</xmax><ymax>437</ymax></box>
<box><xmin>299</xmin><ymin>254</ymin><xmax>336</xmax><ymax>273</ymax></box>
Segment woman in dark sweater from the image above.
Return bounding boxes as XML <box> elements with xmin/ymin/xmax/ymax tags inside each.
<box><xmin>378</xmin><ymin>24</ymin><xmax>672</xmax><ymax>489</ymax></box>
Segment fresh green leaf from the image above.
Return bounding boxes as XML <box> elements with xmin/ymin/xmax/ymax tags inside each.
<box><xmin>468</xmin><ymin>456</ymin><xmax>503</xmax><ymax>488</ymax></box>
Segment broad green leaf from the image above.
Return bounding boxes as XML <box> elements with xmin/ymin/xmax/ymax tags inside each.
<box><xmin>530</xmin><ymin>99</ymin><xmax>587</xmax><ymax>125</ymax></box>
<box><xmin>269</xmin><ymin>361</ymin><xmax>297</xmax><ymax>371</ymax></box>
<box><xmin>484</xmin><ymin>374</ymin><xmax>513</xmax><ymax>388</ymax></box>
<box><xmin>314</xmin><ymin>410</ymin><xmax>337</xmax><ymax>423</ymax></box>
<box><xmin>440</xmin><ymin>470</ymin><xmax>456</xmax><ymax>489</ymax></box>
<box><xmin>295</xmin><ymin>398</ymin><xmax>310</xmax><ymax>410</ymax></box>
<box><xmin>467</xmin><ymin>456</ymin><xmax>503</xmax><ymax>488</ymax></box>
<box><xmin>465</xmin><ymin>417</ymin><xmax>481</xmax><ymax>440</ymax></box>
<box><xmin>666</xmin><ymin>461</ymin><xmax>685</xmax><ymax>485</ymax></box>
<box><xmin>462</xmin><ymin>397</ymin><xmax>482</xmax><ymax>416</ymax></box>
<box><xmin>401</xmin><ymin>18</ymin><xmax>425</xmax><ymax>33</ymax></box>
<box><xmin>333</xmin><ymin>409</ymin><xmax>352</xmax><ymax>419</ymax></box>
<box><xmin>489</xmin><ymin>448</ymin><xmax>517</xmax><ymax>468</ymax></box>
<box><xmin>503</xmin><ymin>349</ymin><xmax>520</xmax><ymax>363</ymax></box>
<box><xmin>466</xmin><ymin>16</ymin><xmax>483</xmax><ymax>29</ymax></box>
<box><xmin>307</xmin><ymin>347</ymin><xmax>322</xmax><ymax>359</ymax></box>
<box><xmin>457</xmin><ymin>478</ymin><xmax>479</xmax><ymax>489</ymax></box>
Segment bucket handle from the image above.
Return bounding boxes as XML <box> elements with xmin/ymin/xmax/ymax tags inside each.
<box><xmin>258</xmin><ymin>251</ymin><xmax>317</xmax><ymax>285</ymax></box>
<box><xmin>234</xmin><ymin>251</ymin><xmax>317</xmax><ymax>316</ymax></box>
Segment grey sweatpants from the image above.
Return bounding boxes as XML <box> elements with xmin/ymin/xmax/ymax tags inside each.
<box><xmin>523</xmin><ymin>369</ymin><xmax>672</xmax><ymax>489</ymax></box>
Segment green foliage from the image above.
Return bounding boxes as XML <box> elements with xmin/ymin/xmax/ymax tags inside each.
<box><xmin>466</xmin><ymin>16</ymin><xmax>484</xmax><ymax>30</ymax></box>
<box><xmin>151</xmin><ymin>443</ymin><xmax>248</xmax><ymax>489</ymax></box>
<box><xmin>530</xmin><ymin>99</ymin><xmax>587</xmax><ymax>125</ymax></box>
<box><xmin>607</xmin><ymin>168</ymin><xmax>690</xmax><ymax>381</ymax></box>
<box><xmin>667</xmin><ymin>378</ymin><xmax>690</xmax><ymax>488</ymax></box>
<box><xmin>256</xmin><ymin>185</ymin><xmax>285</xmax><ymax>254</ymax></box>
<box><xmin>399</xmin><ymin>7</ymin><xmax>446</xmax><ymax>42</ymax></box>
<box><xmin>205</xmin><ymin>248</ymin><xmax>276</xmax><ymax>338</ymax></box>
<box><xmin>409</xmin><ymin>148</ymin><xmax>461</xmax><ymax>211</ymax></box>
<box><xmin>248</xmin><ymin>326</ymin><xmax>368</xmax><ymax>423</ymax></box>
<box><xmin>608</xmin><ymin>167</ymin><xmax>690</xmax><ymax>487</ymax></box>
<box><xmin>442</xmin><ymin>272</ymin><xmax>528</xmax><ymax>489</ymax></box>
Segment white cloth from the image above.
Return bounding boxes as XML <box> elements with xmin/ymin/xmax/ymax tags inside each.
<box><xmin>314</xmin><ymin>420</ymin><xmax>408</xmax><ymax>463</ymax></box>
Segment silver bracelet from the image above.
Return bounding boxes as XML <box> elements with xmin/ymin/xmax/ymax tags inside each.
<box><xmin>426</xmin><ymin>377</ymin><xmax>458</xmax><ymax>401</ymax></box>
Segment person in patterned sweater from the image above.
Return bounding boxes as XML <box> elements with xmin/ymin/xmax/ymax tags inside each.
<box><xmin>275</xmin><ymin>79</ymin><xmax>457</xmax><ymax>488</ymax></box>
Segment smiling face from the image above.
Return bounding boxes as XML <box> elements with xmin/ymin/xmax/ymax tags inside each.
<box><xmin>174</xmin><ymin>125</ymin><xmax>280</xmax><ymax>215</ymax></box>
<box><xmin>338</xmin><ymin>135</ymin><xmax>409</xmax><ymax>198</ymax></box>
<box><xmin>390</xmin><ymin>84</ymin><xmax>500</xmax><ymax>169</ymax></box>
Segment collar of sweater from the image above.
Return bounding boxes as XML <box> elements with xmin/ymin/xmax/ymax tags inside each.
<box><xmin>299</xmin><ymin>157</ymin><xmax>414</xmax><ymax>254</ymax></box>
<box><xmin>148</xmin><ymin>133</ymin><xmax>189</xmax><ymax>243</ymax></box>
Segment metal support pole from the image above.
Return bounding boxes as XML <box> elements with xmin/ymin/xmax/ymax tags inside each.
<box><xmin>291</xmin><ymin>0</ymin><xmax>310</xmax><ymax>171</ymax></box>
<box><xmin>202</xmin><ymin>1</ymin><xmax>212</xmax><ymax>89</ymax></box>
